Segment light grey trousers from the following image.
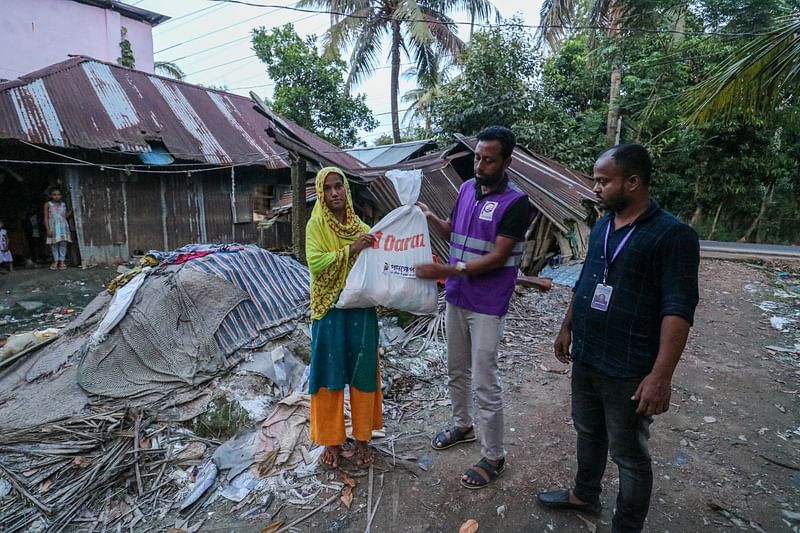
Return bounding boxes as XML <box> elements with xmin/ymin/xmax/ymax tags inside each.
<box><xmin>445</xmin><ymin>303</ymin><xmax>506</xmax><ymax>460</ymax></box>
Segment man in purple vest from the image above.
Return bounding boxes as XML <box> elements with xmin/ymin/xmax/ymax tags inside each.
<box><xmin>416</xmin><ymin>126</ymin><xmax>532</xmax><ymax>489</ymax></box>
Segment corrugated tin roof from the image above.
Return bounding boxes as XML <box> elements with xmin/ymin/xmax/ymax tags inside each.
<box><xmin>345</xmin><ymin>139</ymin><xmax>436</xmax><ymax>166</ymax></box>
<box><xmin>454</xmin><ymin>135</ymin><xmax>596</xmax><ymax>231</ymax></box>
<box><xmin>0</xmin><ymin>57</ymin><xmax>290</xmax><ymax>168</ymax></box>
<box><xmin>250</xmin><ymin>91</ymin><xmax>368</xmax><ymax>173</ymax></box>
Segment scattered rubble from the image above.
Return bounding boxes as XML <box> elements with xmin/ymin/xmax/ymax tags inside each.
<box><xmin>0</xmin><ymin>258</ymin><xmax>798</xmax><ymax>532</ymax></box>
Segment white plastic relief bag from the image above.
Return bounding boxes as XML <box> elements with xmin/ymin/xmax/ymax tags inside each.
<box><xmin>336</xmin><ymin>169</ymin><xmax>438</xmax><ymax>314</ymax></box>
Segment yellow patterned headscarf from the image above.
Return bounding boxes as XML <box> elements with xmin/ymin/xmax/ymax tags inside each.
<box><xmin>305</xmin><ymin>167</ymin><xmax>370</xmax><ymax>320</ymax></box>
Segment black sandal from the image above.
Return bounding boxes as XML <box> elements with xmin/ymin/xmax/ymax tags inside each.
<box><xmin>430</xmin><ymin>426</ymin><xmax>477</xmax><ymax>450</ymax></box>
<box><xmin>460</xmin><ymin>457</ymin><xmax>506</xmax><ymax>490</ymax></box>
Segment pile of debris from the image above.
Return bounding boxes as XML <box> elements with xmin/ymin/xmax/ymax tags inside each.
<box><xmin>0</xmin><ymin>244</ymin><xmax>318</xmax><ymax>531</ymax></box>
<box><xmin>756</xmin><ymin>265</ymin><xmax>800</xmax><ymax>360</ymax></box>
<box><xmin>0</xmin><ymin>242</ymin><xmax>471</xmax><ymax>532</ymax></box>
<box><xmin>0</xmin><ymin>238</ymin><xmax>561</xmax><ymax>532</ymax></box>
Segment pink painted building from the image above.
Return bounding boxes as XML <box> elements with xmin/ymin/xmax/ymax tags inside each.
<box><xmin>0</xmin><ymin>0</ymin><xmax>168</xmax><ymax>81</ymax></box>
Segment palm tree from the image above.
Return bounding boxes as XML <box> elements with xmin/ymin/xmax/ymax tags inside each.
<box><xmin>684</xmin><ymin>13</ymin><xmax>800</xmax><ymax>124</ymax></box>
<box><xmin>154</xmin><ymin>61</ymin><xmax>185</xmax><ymax>80</ymax></box>
<box><xmin>298</xmin><ymin>0</ymin><xmax>498</xmax><ymax>143</ymax></box>
<box><xmin>401</xmin><ymin>50</ymin><xmax>453</xmax><ymax>134</ymax></box>
<box><xmin>538</xmin><ymin>0</ymin><xmax>651</xmax><ymax>147</ymax></box>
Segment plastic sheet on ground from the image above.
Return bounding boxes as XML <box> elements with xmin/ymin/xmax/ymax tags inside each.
<box><xmin>0</xmin><ymin>478</ymin><xmax>11</xmax><ymax>499</ymax></box>
<box><xmin>88</xmin><ymin>267</ymin><xmax>149</xmax><ymax>348</ymax></box>
<box><xmin>0</xmin><ymin>328</ymin><xmax>59</xmax><ymax>361</ymax></box>
<box><xmin>213</xmin><ymin>430</ymin><xmax>259</xmax><ymax>480</ymax></box>
<box><xmin>538</xmin><ymin>261</ymin><xmax>584</xmax><ymax>287</ymax></box>
<box><xmin>179</xmin><ymin>460</ymin><xmax>218</xmax><ymax>511</ymax></box>
<box><xmin>213</xmin><ymin>394</ymin><xmax>312</xmax><ymax>483</ymax></box>
<box><xmin>255</xmin><ymin>394</ymin><xmax>311</xmax><ymax>475</ymax></box>
<box><xmin>220</xmin><ymin>470</ymin><xmax>260</xmax><ymax>503</ymax></box>
<box><xmin>239</xmin><ymin>346</ymin><xmax>308</xmax><ymax>396</ymax></box>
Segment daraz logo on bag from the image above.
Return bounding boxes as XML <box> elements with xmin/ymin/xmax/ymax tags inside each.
<box><xmin>370</xmin><ymin>230</ymin><xmax>426</xmax><ymax>251</ymax></box>
<box><xmin>369</xmin><ymin>230</ymin><xmax>426</xmax><ymax>279</ymax></box>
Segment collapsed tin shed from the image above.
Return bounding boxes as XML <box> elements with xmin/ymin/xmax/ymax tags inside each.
<box><xmin>258</xmin><ymin>106</ymin><xmax>597</xmax><ymax>273</ymax></box>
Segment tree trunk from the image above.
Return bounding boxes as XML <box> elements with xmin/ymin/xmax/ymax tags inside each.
<box><xmin>671</xmin><ymin>5</ymin><xmax>687</xmax><ymax>46</ymax></box>
<box><xmin>390</xmin><ymin>20</ymin><xmax>402</xmax><ymax>144</ymax></box>
<box><xmin>707</xmin><ymin>202</ymin><xmax>723</xmax><ymax>240</ymax></box>
<box><xmin>690</xmin><ymin>205</ymin><xmax>703</xmax><ymax>227</ymax></box>
<box><xmin>739</xmin><ymin>181</ymin><xmax>773</xmax><ymax>242</ymax></box>
<box><xmin>606</xmin><ymin>63</ymin><xmax>622</xmax><ymax>147</ymax></box>
<box><xmin>470</xmin><ymin>8</ymin><xmax>475</xmax><ymax>39</ymax></box>
<box><xmin>291</xmin><ymin>156</ymin><xmax>307</xmax><ymax>264</ymax></box>
<box><xmin>756</xmin><ymin>180</ymin><xmax>776</xmax><ymax>243</ymax></box>
<box><xmin>690</xmin><ymin>176</ymin><xmax>704</xmax><ymax>227</ymax></box>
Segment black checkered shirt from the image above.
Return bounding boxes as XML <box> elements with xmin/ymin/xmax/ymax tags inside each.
<box><xmin>571</xmin><ymin>200</ymin><xmax>700</xmax><ymax>378</ymax></box>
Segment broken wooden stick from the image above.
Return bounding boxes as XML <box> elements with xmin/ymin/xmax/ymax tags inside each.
<box><xmin>516</xmin><ymin>275</ymin><xmax>553</xmax><ymax>292</ymax></box>
<box><xmin>274</xmin><ymin>493</ymin><xmax>339</xmax><ymax>533</ymax></box>
<box><xmin>0</xmin><ymin>462</ymin><xmax>51</xmax><ymax>515</ymax></box>
<box><xmin>760</xmin><ymin>454</ymin><xmax>800</xmax><ymax>471</ymax></box>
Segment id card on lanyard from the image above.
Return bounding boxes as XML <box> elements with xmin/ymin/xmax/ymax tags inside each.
<box><xmin>590</xmin><ymin>220</ymin><xmax>636</xmax><ymax>312</ymax></box>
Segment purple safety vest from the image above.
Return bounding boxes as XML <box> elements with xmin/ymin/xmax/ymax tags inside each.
<box><xmin>446</xmin><ymin>178</ymin><xmax>528</xmax><ymax>316</ymax></box>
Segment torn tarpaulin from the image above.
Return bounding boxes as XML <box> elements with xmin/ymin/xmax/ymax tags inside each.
<box><xmin>239</xmin><ymin>346</ymin><xmax>308</xmax><ymax>395</ymax></box>
<box><xmin>212</xmin><ymin>394</ymin><xmax>312</xmax><ymax>481</ymax></box>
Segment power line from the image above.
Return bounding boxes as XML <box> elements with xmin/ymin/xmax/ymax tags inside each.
<box><xmin>184</xmin><ymin>55</ymin><xmax>256</xmax><ymax>77</ymax></box>
<box><xmin>155</xmin><ymin>4</ymin><xmax>228</xmax><ymax>34</ymax></box>
<box><xmin>19</xmin><ymin>141</ymin><xmax>286</xmax><ymax>174</ymax></box>
<box><xmin>166</xmin><ymin>35</ymin><xmax>251</xmax><ymax>64</ymax></box>
<box><xmin>162</xmin><ymin>10</ymin><xmax>320</xmax><ymax>74</ymax></box>
<box><xmin>155</xmin><ymin>4</ymin><xmax>294</xmax><ymax>55</ymax></box>
<box><xmin>191</xmin><ymin>57</ymin><xmax>413</xmax><ymax>86</ymax></box>
<box><xmin>207</xmin><ymin>0</ymin><xmax>772</xmax><ymax>38</ymax></box>
<box><xmin>229</xmin><ymin>82</ymin><xmax>274</xmax><ymax>91</ymax></box>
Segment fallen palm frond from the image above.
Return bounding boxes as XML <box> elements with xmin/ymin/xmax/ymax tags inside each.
<box><xmin>397</xmin><ymin>291</ymin><xmax>447</xmax><ymax>358</ymax></box>
<box><xmin>0</xmin><ymin>408</ymin><xmax>196</xmax><ymax>532</ymax></box>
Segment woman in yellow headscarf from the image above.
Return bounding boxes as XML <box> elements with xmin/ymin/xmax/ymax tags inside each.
<box><xmin>306</xmin><ymin>166</ymin><xmax>383</xmax><ymax>467</ymax></box>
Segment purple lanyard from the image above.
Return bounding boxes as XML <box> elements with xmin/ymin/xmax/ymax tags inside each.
<box><xmin>602</xmin><ymin>219</ymin><xmax>636</xmax><ymax>283</ymax></box>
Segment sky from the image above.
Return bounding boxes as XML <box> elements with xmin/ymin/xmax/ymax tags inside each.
<box><xmin>130</xmin><ymin>0</ymin><xmax>543</xmax><ymax>145</ymax></box>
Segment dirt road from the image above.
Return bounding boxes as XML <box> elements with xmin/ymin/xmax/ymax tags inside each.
<box><xmin>235</xmin><ymin>259</ymin><xmax>799</xmax><ymax>533</ymax></box>
<box><xmin>4</xmin><ymin>259</ymin><xmax>798</xmax><ymax>532</ymax></box>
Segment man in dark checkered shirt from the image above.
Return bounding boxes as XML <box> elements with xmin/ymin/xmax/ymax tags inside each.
<box><xmin>536</xmin><ymin>144</ymin><xmax>700</xmax><ymax>533</ymax></box>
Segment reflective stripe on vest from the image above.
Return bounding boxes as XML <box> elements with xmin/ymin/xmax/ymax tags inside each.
<box><xmin>451</xmin><ymin>233</ymin><xmax>525</xmax><ymax>253</ymax></box>
<box><xmin>451</xmin><ymin>233</ymin><xmax>494</xmax><ymax>253</ymax></box>
<box><xmin>449</xmin><ymin>238</ymin><xmax>525</xmax><ymax>268</ymax></box>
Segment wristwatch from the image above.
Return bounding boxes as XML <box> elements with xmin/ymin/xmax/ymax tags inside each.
<box><xmin>455</xmin><ymin>261</ymin><xmax>467</xmax><ymax>274</ymax></box>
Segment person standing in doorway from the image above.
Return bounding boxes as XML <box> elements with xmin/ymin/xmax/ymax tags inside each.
<box><xmin>416</xmin><ymin>125</ymin><xmax>532</xmax><ymax>489</ymax></box>
<box><xmin>44</xmin><ymin>188</ymin><xmax>71</xmax><ymax>271</ymax></box>
<box><xmin>536</xmin><ymin>144</ymin><xmax>699</xmax><ymax>533</ymax></box>
<box><xmin>0</xmin><ymin>219</ymin><xmax>13</xmax><ymax>272</ymax></box>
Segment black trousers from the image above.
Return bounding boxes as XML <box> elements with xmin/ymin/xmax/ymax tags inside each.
<box><xmin>572</xmin><ymin>361</ymin><xmax>653</xmax><ymax>533</ymax></box>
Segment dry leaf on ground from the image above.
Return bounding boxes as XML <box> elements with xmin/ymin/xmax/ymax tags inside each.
<box><xmin>341</xmin><ymin>472</ymin><xmax>357</xmax><ymax>487</ymax></box>
<box><xmin>459</xmin><ymin>519</ymin><xmax>479</xmax><ymax>533</ymax></box>
<box><xmin>341</xmin><ymin>485</ymin><xmax>353</xmax><ymax>509</ymax></box>
<box><xmin>259</xmin><ymin>520</ymin><xmax>285</xmax><ymax>533</ymax></box>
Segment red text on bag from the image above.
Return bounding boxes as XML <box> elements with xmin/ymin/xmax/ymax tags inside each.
<box><xmin>370</xmin><ymin>230</ymin><xmax>425</xmax><ymax>252</ymax></box>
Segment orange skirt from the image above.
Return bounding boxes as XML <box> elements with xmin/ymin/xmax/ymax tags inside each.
<box><xmin>310</xmin><ymin>376</ymin><xmax>383</xmax><ymax>446</ymax></box>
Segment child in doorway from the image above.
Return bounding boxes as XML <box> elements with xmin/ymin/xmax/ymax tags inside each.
<box><xmin>0</xmin><ymin>219</ymin><xmax>13</xmax><ymax>272</ymax></box>
<box><xmin>44</xmin><ymin>188</ymin><xmax>71</xmax><ymax>270</ymax></box>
